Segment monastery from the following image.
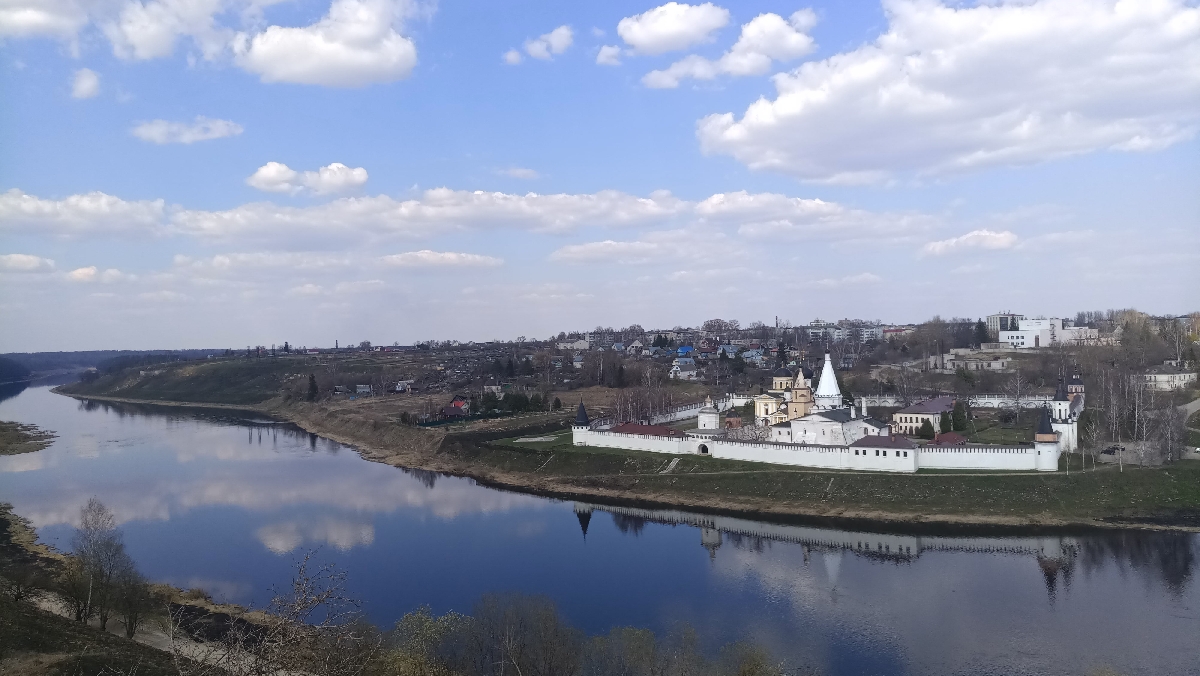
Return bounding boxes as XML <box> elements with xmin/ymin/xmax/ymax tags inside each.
<box><xmin>572</xmin><ymin>352</ymin><xmax>1079</xmax><ymax>473</ymax></box>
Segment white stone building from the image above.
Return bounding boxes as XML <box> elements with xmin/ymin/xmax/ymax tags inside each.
<box><xmin>1142</xmin><ymin>364</ymin><xmax>1198</xmax><ymax>391</ymax></box>
<box><xmin>1000</xmin><ymin>318</ymin><xmax>1099</xmax><ymax>349</ymax></box>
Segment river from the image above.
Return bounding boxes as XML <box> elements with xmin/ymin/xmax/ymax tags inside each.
<box><xmin>1</xmin><ymin>383</ymin><xmax>1198</xmax><ymax>675</ymax></box>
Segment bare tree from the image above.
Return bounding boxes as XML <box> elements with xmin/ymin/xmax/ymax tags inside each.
<box><xmin>70</xmin><ymin>498</ymin><xmax>128</xmax><ymax>630</ymax></box>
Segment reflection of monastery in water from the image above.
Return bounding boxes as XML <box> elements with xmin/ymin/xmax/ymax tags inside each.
<box><xmin>573</xmin><ymin>502</ymin><xmax>1079</xmax><ymax>566</ymax></box>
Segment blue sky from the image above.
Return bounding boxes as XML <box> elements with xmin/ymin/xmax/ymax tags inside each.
<box><xmin>1</xmin><ymin>0</ymin><xmax>1198</xmax><ymax>351</ymax></box>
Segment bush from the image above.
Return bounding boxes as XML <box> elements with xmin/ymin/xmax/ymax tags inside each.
<box><xmin>918</xmin><ymin>419</ymin><xmax>936</xmax><ymax>439</ymax></box>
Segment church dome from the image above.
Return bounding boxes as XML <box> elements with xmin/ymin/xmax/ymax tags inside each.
<box><xmin>772</xmin><ymin>366</ymin><xmax>794</xmax><ymax>378</ymax></box>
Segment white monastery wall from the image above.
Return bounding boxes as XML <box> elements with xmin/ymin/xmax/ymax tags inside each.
<box><xmin>916</xmin><ymin>445</ymin><xmax>1037</xmax><ymax>471</ymax></box>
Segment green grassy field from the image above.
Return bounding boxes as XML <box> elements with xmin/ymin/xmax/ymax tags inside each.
<box><xmin>482</xmin><ymin>432</ymin><xmax>1200</xmax><ymax>526</ymax></box>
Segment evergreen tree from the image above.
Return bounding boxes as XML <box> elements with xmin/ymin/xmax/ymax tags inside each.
<box><xmin>952</xmin><ymin>400</ymin><xmax>968</xmax><ymax>431</ymax></box>
<box><xmin>939</xmin><ymin>412</ymin><xmax>951</xmax><ymax>434</ymax></box>
<box><xmin>307</xmin><ymin>374</ymin><xmax>318</xmax><ymax>401</ymax></box>
<box><xmin>506</xmin><ymin>358</ymin><xmax>515</xmax><ymax>377</ymax></box>
<box><xmin>552</xmin><ymin>397</ymin><xmax>562</xmax><ymax>411</ymax></box>
<box><xmin>974</xmin><ymin>319</ymin><xmax>989</xmax><ymax>346</ymax></box>
<box><xmin>918</xmin><ymin>419</ymin><xmax>936</xmax><ymax>439</ymax></box>
<box><xmin>616</xmin><ymin>365</ymin><xmax>626</xmax><ymax>388</ymax></box>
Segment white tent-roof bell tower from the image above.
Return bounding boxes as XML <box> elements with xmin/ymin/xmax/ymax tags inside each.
<box><xmin>813</xmin><ymin>351</ymin><xmax>844</xmax><ymax>411</ymax></box>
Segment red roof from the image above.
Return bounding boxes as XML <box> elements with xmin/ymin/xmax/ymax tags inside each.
<box><xmin>608</xmin><ymin>423</ymin><xmax>685</xmax><ymax>438</ymax></box>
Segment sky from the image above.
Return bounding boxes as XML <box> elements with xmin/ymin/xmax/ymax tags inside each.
<box><xmin>0</xmin><ymin>0</ymin><xmax>1198</xmax><ymax>351</ymax></box>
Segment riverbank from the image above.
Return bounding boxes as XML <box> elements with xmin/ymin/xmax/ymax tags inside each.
<box><xmin>49</xmin><ymin>390</ymin><xmax>1200</xmax><ymax>532</ymax></box>
<box><xmin>0</xmin><ymin>421</ymin><xmax>55</xmax><ymax>456</ymax></box>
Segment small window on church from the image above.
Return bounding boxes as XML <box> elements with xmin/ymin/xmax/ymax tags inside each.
<box><xmin>875</xmin><ymin>450</ymin><xmax>879</xmax><ymax>456</ymax></box>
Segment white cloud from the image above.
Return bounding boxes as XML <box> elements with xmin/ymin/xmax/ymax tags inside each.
<box><xmin>380</xmin><ymin>250</ymin><xmax>503</xmax><ymax>267</ymax></box>
<box><xmin>71</xmin><ymin>68</ymin><xmax>100</xmax><ymax>98</ymax></box>
<box><xmin>549</xmin><ymin>240</ymin><xmax>662</xmax><ymax>265</ymax></box>
<box><xmin>502</xmin><ymin>48</ymin><xmax>522</xmax><ymax>65</ymax></box>
<box><xmin>523</xmin><ymin>25</ymin><xmax>572</xmax><ymax>60</ymax></box>
<box><xmin>173</xmin><ymin>252</ymin><xmax>352</xmax><ymax>272</ymax></box>
<box><xmin>233</xmin><ymin>0</ymin><xmax>418</xmax><ymax>87</ymax></box>
<box><xmin>643</xmin><ymin>11</ymin><xmax>816</xmax><ymax>88</ymax></box>
<box><xmin>302</xmin><ymin>163</ymin><xmax>369</xmax><ymax>194</ymax></box>
<box><xmin>921</xmin><ymin>229</ymin><xmax>1019</xmax><ymax>256</ymax></box>
<box><xmin>244</xmin><ymin>161</ymin><xmax>368</xmax><ymax>194</ymax></box>
<box><xmin>103</xmin><ymin>0</ymin><xmax>229</xmax><ymax>61</ymax></box>
<box><xmin>498</xmin><ymin>167</ymin><xmax>540</xmax><ymax>180</ymax></box>
<box><xmin>617</xmin><ymin>2</ymin><xmax>729</xmax><ymax>55</ymax></box>
<box><xmin>0</xmin><ymin>188</ymin><xmax>166</xmax><ymax>234</ymax></box>
<box><xmin>0</xmin><ymin>253</ymin><xmax>55</xmax><ymax>273</ymax></box>
<box><xmin>244</xmin><ymin>161</ymin><xmax>298</xmax><ymax>193</ymax></box>
<box><xmin>2</xmin><ymin>187</ymin><xmax>929</xmax><ymax>248</ymax></box>
<box><xmin>132</xmin><ymin>116</ymin><xmax>244</xmax><ymax>144</ymax></box>
<box><xmin>0</xmin><ymin>0</ymin><xmax>90</xmax><ymax>40</ymax></box>
<box><xmin>596</xmin><ymin>44</ymin><xmax>622</xmax><ymax>66</ymax></box>
<box><xmin>67</xmin><ymin>267</ymin><xmax>128</xmax><ymax>283</ymax></box>
<box><xmin>699</xmin><ymin>0</ymin><xmax>1200</xmax><ymax>182</ymax></box>
<box><xmin>696</xmin><ymin>190</ymin><xmax>934</xmax><ymax>241</ymax></box>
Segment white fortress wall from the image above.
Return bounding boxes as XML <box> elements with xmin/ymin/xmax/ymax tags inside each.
<box><xmin>710</xmin><ymin>439</ymin><xmax>917</xmax><ymax>473</ymax></box>
<box><xmin>573</xmin><ymin>429</ymin><xmax>686</xmax><ymax>454</ymax></box>
<box><xmin>916</xmin><ymin>445</ymin><xmax>1037</xmax><ymax>471</ymax></box>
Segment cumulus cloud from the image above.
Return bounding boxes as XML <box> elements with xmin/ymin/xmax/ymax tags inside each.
<box><xmin>132</xmin><ymin>116</ymin><xmax>244</xmax><ymax>144</ymax></box>
<box><xmin>67</xmin><ymin>266</ymin><xmax>130</xmax><ymax>282</ymax></box>
<box><xmin>617</xmin><ymin>2</ymin><xmax>729</xmax><ymax>55</ymax></box>
<box><xmin>71</xmin><ymin>68</ymin><xmax>100</xmax><ymax>98</ymax></box>
<box><xmin>698</xmin><ymin>0</ymin><xmax>1200</xmax><ymax>182</ymax></box>
<box><xmin>0</xmin><ymin>0</ymin><xmax>91</xmax><ymax>40</ymax></box>
<box><xmin>523</xmin><ymin>25</ymin><xmax>572</xmax><ymax>60</ymax></box>
<box><xmin>103</xmin><ymin>0</ymin><xmax>229</xmax><ymax>61</ymax></box>
<box><xmin>643</xmin><ymin>11</ymin><xmax>815</xmax><ymax>88</ymax></box>
<box><xmin>921</xmin><ymin>229</ymin><xmax>1019</xmax><ymax>256</ymax></box>
<box><xmin>502</xmin><ymin>48</ymin><xmax>522</xmax><ymax>65</ymax></box>
<box><xmin>0</xmin><ymin>253</ymin><xmax>55</xmax><ymax>273</ymax></box>
<box><xmin>0</xmin><ymin>188</ymin><xmax>166</xmax><ymax>234</ymax></box>
<box><xmin>173</xmin><ymin>252</ymin><xmax>353</xmax><ymax>272</ymax></box>
<box><xmin>233</xmin><ymin>0</ymin><xmax>418</xmax><ymax>87</ymax></box>
<box><xmin>380</xmin><ymin>250</ymin><xmax>503</xmax><ymax>267</ymax></box>
<box><xmin>246</xmin><ymin>162</ymin><xmax>369</xmax><ymax>194</ymax></box>
<box><xmin>695</xmin><ymin>190</ymin><xmax>934</xmax><ymax>241</ymax></box>
<box><xmin>596</xmin><ymin>45</ymin><xmax>622</xmax><ymax>66</ymax></box>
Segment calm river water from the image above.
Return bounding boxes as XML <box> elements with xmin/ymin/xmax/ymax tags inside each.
<box><xmin>1</xmin><ymin>383</ymin><xmax>1198</xmax><ymax>675</ymax></box>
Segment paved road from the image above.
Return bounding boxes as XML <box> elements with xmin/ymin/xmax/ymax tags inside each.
<box><xmin>1179</xmin><ymin>396</ymin><xmax>1200</xmax><ymax>418</ymax></box>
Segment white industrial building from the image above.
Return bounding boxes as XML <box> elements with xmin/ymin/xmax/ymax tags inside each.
<box><xmin>999</xmin><ymin>318</ymin><xmax>1098</xmax><ymax>349</ymax></box>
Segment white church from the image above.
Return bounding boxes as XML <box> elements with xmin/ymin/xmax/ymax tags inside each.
<box><xmin>572</xmin><ymin>352</ymin><xmax>1075</xmax><ymax>473</ymax></box>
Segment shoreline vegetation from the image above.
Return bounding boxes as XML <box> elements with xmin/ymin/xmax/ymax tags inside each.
<box><xmin>50</xmin><ymin>389</ymin><xmax>1200</xmax><ymax>533</ymax></box>
<box><xmin>1</xmin><ymin>502</ymin><xmax>800</xmax><ymax>676</ymax></box>
<box><xmin>0</xmin><ymin>421</ymin><xmax>56</xmax><ymax>456</ymax></box>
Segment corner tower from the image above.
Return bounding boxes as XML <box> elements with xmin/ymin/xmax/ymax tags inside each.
<box><xmin>1034</xmin><ymin>406</ymin><xmax>1061</xmax><ymax>471</ymax></box>
<box><xmin>572</xmin><ymin>400</ymin><xmax>591</xmax><ymax>446</ymax></box>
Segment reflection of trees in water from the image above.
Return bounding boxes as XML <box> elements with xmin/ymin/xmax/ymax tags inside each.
<box><xmin>0</xmin><ymin>382</ymin><xmax>29</xmax><ymax>404</ymax></box>
<box><xmin>611</xmin><ymin>514</ymin><xmax>646</xmax><ymax>536</ymax></box>
<box><xmin>401</xmin><ymin>468</ymin><xmax>440</xmax><ymax>489</ymax></box>
<box><xmin>1078</xmin><ymin>531</ymin><xmax>1198</xmax><ymax>596</ymax></box>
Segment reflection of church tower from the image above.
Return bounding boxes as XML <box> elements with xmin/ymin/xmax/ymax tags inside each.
<box><xmin>574</xmin><ymin>505</ymin><xmax>593</xmax><ymax>539</ymax></box>
<box><xmin>700</xmin><ymin>527</ymin><xmax>722</xmax><ymax>560</ymax></box>
<box><xmin>813</xmin><ymin>351</ymin><xmax>844</xmax><ymax>411</ymax></box>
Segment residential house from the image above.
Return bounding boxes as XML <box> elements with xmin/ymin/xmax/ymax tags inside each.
<box><xmin>892</xmin><ymin>396</ymin><xmax>957</xmax><ymax>435</ymax></box>
<box><xmin>1142</xmin><ymin>364</ymin><xmax>1198</xmax><ymax>391</ymax></box>
<box><xmin>669</xmin><ymin>363</ymin><xmax>699</xmax><ymax>380</ymax></box>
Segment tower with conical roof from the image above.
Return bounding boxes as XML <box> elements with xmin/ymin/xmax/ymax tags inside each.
<box><xmin>572</xmin><ymin>399</ymin><xmax>591</xmax><ymax>446</ymax></box>
<box><xmin>1034</xmin><ymin>406</ymin><xmax>1061</xmax><ymax>471</ymax></box>
<box><xmin>812</xmin><ymin>351</ymin><xmax>844</xmax><ymax>411</ymax></box>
